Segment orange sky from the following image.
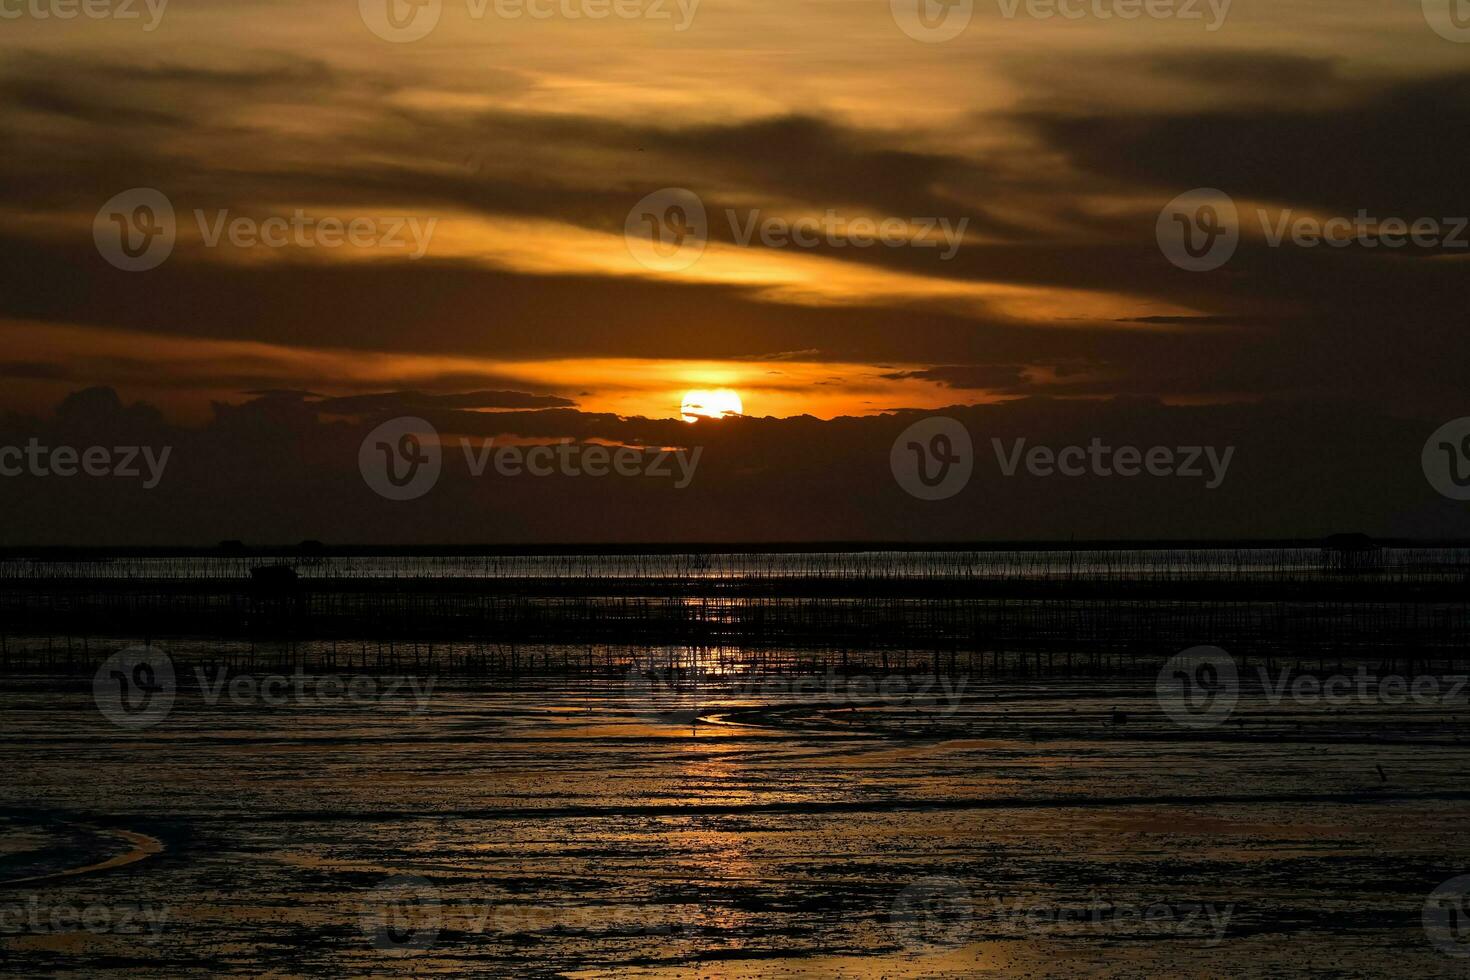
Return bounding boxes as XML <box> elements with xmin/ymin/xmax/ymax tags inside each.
<box><xmin>0</xmin><ymin>0</ymin><xmax>1465</xmax><ymax>424</ymax></box>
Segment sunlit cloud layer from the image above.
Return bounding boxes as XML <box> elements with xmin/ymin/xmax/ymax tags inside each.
<box><xmin>1</xmin><ymin>0</ymin><xmax>1467</xmax><ymax>421</ymax></box>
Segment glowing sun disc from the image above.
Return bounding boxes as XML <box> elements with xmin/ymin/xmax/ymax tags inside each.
<box><xmin>681</xmin><ymin>388</ymin><xmax>743</xmax><ymax>422</ymax></box>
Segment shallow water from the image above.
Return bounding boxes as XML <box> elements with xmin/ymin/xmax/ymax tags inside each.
<box><xmin>2</xmin><ymin>678</ymin><xmax>1469</xmax><ymax>976</ymax></box>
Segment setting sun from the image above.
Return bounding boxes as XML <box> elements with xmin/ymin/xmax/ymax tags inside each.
<box><xmin>680</xmin><ymin>388</ymin><xmax>744</xmax><ymax>423</ymax></box>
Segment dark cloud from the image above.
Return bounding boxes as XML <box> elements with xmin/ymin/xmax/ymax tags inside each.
<box><xmin>882</xmin><ymin>364</ymin><xmax>1033</xmax><ymax>391</ymax></box>
<box><xmin>5</xmin><ymin>80</ymin><xmax>186</xmax><ymax>128</ymax></box>
<box><xmin>1020</xmin><ymin>68</ymin><xmax>1470</xmax><ymax>219</ymax></box>
<box><xmin>0</xmin><ymin>361</ymin><xmax>69</xmax><ymax>381</ymax></box>
<box><xmin>1140</xmin><ymin>51</ymin><xmax>1347</xmax><ymax>92</ymax></box>
<box><xmin>310</xmin><ymin>390</ymin><xmax>575</xmax><ymax>414</ymax></box>
<box><xmin>0</xmin><ymin>387</ymin><xmax>1464</xmax><ymax>545</ymax></box>
<box><xmin>0</xmin><ymin>48</ymin><xmax>1467</xmax><ymax>439</ymax></box>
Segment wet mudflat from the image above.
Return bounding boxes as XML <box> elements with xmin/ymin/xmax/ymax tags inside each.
<box><xmin>1</xmin><ymin>677</ymin><xmax>1468</xmax><ymax>977</ymax></box>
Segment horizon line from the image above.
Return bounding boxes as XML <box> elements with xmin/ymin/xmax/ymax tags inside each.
<box><xmin>0</xmin><ymin>535</ymin><xmax>1460</xmax><ymax>558</ymax></box>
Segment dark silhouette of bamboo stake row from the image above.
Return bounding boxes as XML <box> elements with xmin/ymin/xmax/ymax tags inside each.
<box><xmin>0</xmin><ymin>548</ymin><xmax>1465</xmax><ymax>679</ymax></box>
<box><xmin>2</xmin><ymin>546</ymin><xmax>1467</xmax><ymax>586</ymax></box>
